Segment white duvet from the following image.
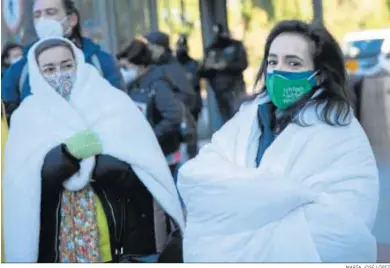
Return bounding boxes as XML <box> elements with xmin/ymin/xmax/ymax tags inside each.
<box><xmin>178</xmin><ymin>94</ymin><xmax>379</xmax><ymax>262</ymax></box>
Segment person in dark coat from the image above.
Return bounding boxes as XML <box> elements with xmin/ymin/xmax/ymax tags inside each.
<box><xmin>176</xmin><ymin>34</ymin><xmax>202</xmax><ymax>158</ymax></box>
<box><xmin>1</xmin><ymin>0</ymin><xmax>124</xmax><ymax>123</ymax></box>
<box><xmin>118</xmin><ymin>38</ymin><xmax>185</xmax><ymax>264</ymax></box>
<box><xmin>143</xmin><ymin>31</ymin><xmax>197</xmax><ymax>113</ymax></box>
<box><xmin>117</xmin><ymin>39</ymin><xmax>183</xmax><ymax>176</ymax></box>
<box><xmin>199</xmin><ymin>23</ymin><xmax>248</xmax><ymax>123</ymax></box>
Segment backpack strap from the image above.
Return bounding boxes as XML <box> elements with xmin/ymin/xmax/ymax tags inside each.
<box><xmin>91</xmin><ymin>54</ymin><xmax>103</xmax><ymax>75</ymax></box>
<box><xmin>160</xmin><ymin>67</ymin><xmax>179</xmax><ymax>93</ymax></box>
<box><xmin>19</xmin><ymin>63</ymin><xmax>29</xmax><ymax>96</ymax></box>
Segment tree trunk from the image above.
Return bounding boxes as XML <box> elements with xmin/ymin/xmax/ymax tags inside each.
<box><xmin>312</xmin><ymin>0</ymin><xmax>323</xmax><ymax>24</ymax></box>
<box><xmin>180</xmin><ymin>0</ymin><xmax>185</xmax><ymax>24</ymax></box>
<box><xmin>22</xmin><ymin>0</ymin><xmax>37</xmax><ymax>45</ymax></box>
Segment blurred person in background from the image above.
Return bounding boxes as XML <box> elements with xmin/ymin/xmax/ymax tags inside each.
<box><xmin>176</xmin><ymin>34</ymin><xmax>202</xmax><ymax>159</ymax></box>
<box><xmin>199</xmin><ymin>23</ymin><xmax>248</xmax><ymax>123</ymax></box>
<box><xmin>3</xmin><ymin>37</ymin><xmax>184</xmax><ymax>263</ymax></box>
<box><xmin>143</xmin><ymin>32</ymin><xmax>198</xmax><ymax>164</ymax></box>
<box><xmin>178</xmin><ymin>20</ymin><xmax>378</xmax><ymax>262</ymax></box>
<box><xmin>143</xmin><ymin>31</ymin><xmax>197</xmax><ymax>114</ymax></box>
<box><xmin>1</xmin><ymin>43</ymin><xmax>23</xmax><ymax>77</ymax></box>
<box><xmin>1</xmin><ymin>0</ymin><xmax>124</xmax><ymax>123</ymax></box>
<box><xmin>117</xmin><ymin>39</ymin><xmax>185</xmax><ymax>262</ymax></box>
<box><xmin>117</xmin><ymin>39</ymin><xmax>183</xmax><ymax>178</ymax></box>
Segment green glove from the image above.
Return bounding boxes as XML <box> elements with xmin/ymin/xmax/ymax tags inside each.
<box><xmin>64</xmin><ymin>130</ymin><xmax>102</xmax><ymax>160</ymax></box>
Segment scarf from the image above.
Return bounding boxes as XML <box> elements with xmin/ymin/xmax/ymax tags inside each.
<box><xmin>59</xmin><ymin>186</ymin><xmax>100</xmax><ymax>262</ymax></box>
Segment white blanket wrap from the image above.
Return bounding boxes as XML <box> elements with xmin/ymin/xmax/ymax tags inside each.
<box><xmin>178</xmin><ymin>94</ymin><xmax>379</xmax><ymax>262</ymax></box>
<box><xmin>3</xmin><ymin>38</ymin><xmax>184</xmax><ymax>262</ymax></box>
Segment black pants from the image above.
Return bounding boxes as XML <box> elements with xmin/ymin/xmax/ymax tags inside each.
<box><xmin>158</xmin><ymin>230</ymin><xmax>183</xmax><ymax>263</ymax></box>
<box><xmin>159</xmin><ymin>167</ymin><xmax>183</xmax><ymax>263</ymax></box>
<box><xmin>169</xmin><ymin>164</ymin><xmax>178</xmax><ymax>178</ymax></box>
<box><xmin>186</xmin><ymin>110</ymin><xmax>200</xmax><ymax>159</ymax></box>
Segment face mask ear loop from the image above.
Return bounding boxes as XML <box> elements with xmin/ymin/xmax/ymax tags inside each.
<box><xmin>61</xmin><ymin>16</ymin><xmax>73</xmax><ymax>36</ymax></box>
<box><xmin>307</xmin><ymin>70</ymin><xmax>319</xmax><ymax>80</ymax></box>
<box><xmin>274</xmin><ymin>74</ymin><xmax>288</xmax><ymax>80</ymax></box>
<box><xmin>59</xmin><ymin>16</ymin><xmax>68</xmax><ymax>24</ymax></box>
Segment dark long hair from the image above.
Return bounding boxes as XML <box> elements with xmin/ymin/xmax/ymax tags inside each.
<box><xmin>117</xmin><ymin>39</ymin><xmax>152</xmax><ymax>66</ymax></box>
<box><xmin>62</xmin><ymin>0</ymin><xmax>83</xmax><ymax>47</ymax></box>
<box><xmin>256</xmin><ymin>20</ymin><xmax>353</xmax><ymax>132</ymax></box>
<box><xmin>1</xmin><ymin>42</ymin><xmax>23</xmax><ymax>69</ymax></box>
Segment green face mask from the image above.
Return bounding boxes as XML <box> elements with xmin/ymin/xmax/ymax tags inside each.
<box><xmin>266</xmin><ymin>70</ymin><xmax>317</xmax><ymax>110</ymax></box>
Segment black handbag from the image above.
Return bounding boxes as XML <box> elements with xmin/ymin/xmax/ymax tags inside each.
<box><xmin>118</xmin><ymin>230</ymin><xmax>183</xmax><ymax>263</ymax></box>
<box><xmin>115</xmin><ymin>198</ymin><xmax>182</xmax><ymax>263</ymax></box>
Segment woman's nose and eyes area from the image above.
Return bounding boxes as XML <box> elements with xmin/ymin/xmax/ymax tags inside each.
<box><xmin>41</xmin><ymin>62</ymin><xmax>74</xmax><ymax>76</ymax></box>
<box><xmin>33</xmin><ymin>8</ymin><xmax>61</xmax><ymax>20</ymax></box>
<box><xmin>267</xmin><ymin>54</ymin><xmax>306</xmax><ymax>72</ymax></box>
<box><xmin>267</xmin><ymin>33</ymin><xmax>315</xmax><ymax>73</ymax></box>
<box><xmin>38</xmin><ymin>47</ymin><xmax>76</xmax><ymax>76</ymax></box>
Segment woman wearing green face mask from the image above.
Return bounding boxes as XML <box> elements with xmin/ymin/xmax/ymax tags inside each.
<box><xmin>177</xmin><ymin>20</ymin><xmax>379</xmax><ymax>262</ymax></box>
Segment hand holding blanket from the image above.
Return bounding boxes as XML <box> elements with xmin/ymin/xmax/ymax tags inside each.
<box><xmin>64</xmin><ymin>130</ymin><xmax>102</xmax><ymax>159</ymax></box>
<box><xmin>178</xmin><ymin>94</ymin><xmax>379</xmax><ymax>263</ymax></box>
<box><xmin>3</xmin><ymin>37</ymin><xmax>185</xmax><ymax>262</ymax></box>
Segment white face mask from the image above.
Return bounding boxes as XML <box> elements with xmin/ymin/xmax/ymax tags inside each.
<box><xmin>120</xmin><ymin>68</ymin><xmax>138</xmax><ymax>84</ymax></box>
<box><xmin>34</xmin><ymin>16</ymin><xmax>71</xmax><ymax>39</ymax></box>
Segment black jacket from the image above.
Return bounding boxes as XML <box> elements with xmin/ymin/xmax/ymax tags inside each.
<box><xmin>199</xmin><ymin>38</ymin><xmax>248</xmax><ymax>95</ymax></box>
<box><xmin>127</xmin><ymin>66</ymin><xmax>182</xmax><ymax>156</ymax></box>
<box><xmin>177</xmin><ymin>53</ymin><xmax>202</xmax><ymax>116</ymax></box>
<box><xmin>156</xmin><ymin>53</ymin><xmax>197</xmax><ymax>112</ymax></box>
<box><xmin>38</xmin><ymin>144</ymin><xmax>173</xmax><ymax>262</ymax></box>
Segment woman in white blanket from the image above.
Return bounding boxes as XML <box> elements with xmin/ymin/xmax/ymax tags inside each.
<box><xmin>3</xmin><ymin>37</ymin><xmax>184</xmax><ymax>263</ymax></box>
<box><xmin>178</xmin><ymin>20</ymin><xmax>379</xmax><ymax>262</ymax></box>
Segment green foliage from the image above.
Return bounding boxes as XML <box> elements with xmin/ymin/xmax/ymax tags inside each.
<box><xmin>241</xmin><ymin>0</ymin><xmax>253</xmax><ymax>33</ymax></box>
<box><xmin>322</xmin><ymin>0</ymin><xmax>390</xmax><ymax>39</ymax></box>
<box><xmin>157</xmin><ymin>0</ymin><xmax>204</xmax><ymax>59</ymax></box>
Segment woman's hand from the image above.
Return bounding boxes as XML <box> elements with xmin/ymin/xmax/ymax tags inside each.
<box><xmin>64</xmin><ymin>130</ymin><xmax>102</xmax><ymax>160</ymax></box>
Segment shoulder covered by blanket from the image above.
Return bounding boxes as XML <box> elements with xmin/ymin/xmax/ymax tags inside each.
<box><xmin>4</xmin><ymin>37</ymin><xmax>184</xmax><ymax>262</ymax></box>
<box><xmin>178</xmin><ymin>95</ymin><xmax>379</xmax><ymax>262</ymax></box>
